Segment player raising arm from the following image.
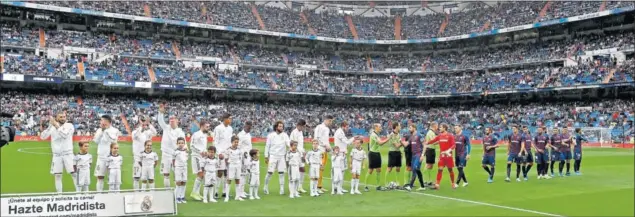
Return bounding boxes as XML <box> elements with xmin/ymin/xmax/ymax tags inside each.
<box><xmin>158</xmin><ymin>104</ymin><xmax>186</xmax><ymax>188</ymax></box>
<box><xmin>425</xmin><ymin>123</ymin><xmax>457</xmax><ymax>189</ymax></box>
<box><xmin>481</xmin><ymin>127</ymin><xmax>499</xmax><ymax>183</ymax></box>
<box><xmin>40</xmin><ymin>111</ymin><xmax>77</xmax><ymax>192</ymax></box>
<box><xmin>132</xmin><ymin>115</ymin><xmax>156</xmax><ymax>191</ymax></box>
<box><xmin>93</xmin><ymin>115</ymin><xmax>121</xmax><ymax>192</ymax></box>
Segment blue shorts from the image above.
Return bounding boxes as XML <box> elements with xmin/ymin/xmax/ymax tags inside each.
<box><xmin>551</xmin><ymin>151</ymin><xmax>564</xmax><ymax>161</ymax></box>
<box><xmin>411</xmin><ymin>154</ymin><xmax>422</xmax><ymax>170</ymax></box>
<box><xmin>507</xmin><ymin>154</ymin><xmax>522</xmax><ymax>164</ymax></box>
<box><xmin>522</xmin><ymin>152</ymin><xmax>534</xmax><ymax>164</ymax></box>
<box><xmin>535</xmin><ymin>152</ymin><xmax>550</xmax><ymax>164</ymax></box>
<box><xmin>482</xmin><ymin>155</ymin><xmax>496</xmax><ymax>166</ymax></box>
<box><xmin>562</xmin><ymin>151</ymin><xmax>572</xmax><ymax>160</ymax></box>
<box><xmin>574</xmin><ymin>151</ymin><xmax>582</xmax><ymax>160</ymax></box>
<box><xmin>455</xmin><ymin>155</ymin><xmax>467</xmax><ymax>168</ymax></box>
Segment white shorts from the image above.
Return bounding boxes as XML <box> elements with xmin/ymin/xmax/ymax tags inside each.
<box><xmin>267</xmin><ymin>156</ymin><xmax>286</xmax><ymax>173</ymax></box>
<box><xmin>108</xmin><ymin>169</ymin><xmax>121</xmax><ymax>185</ymax></box>
<box><xmin>94</xmin><ymin>158</ymin><xmax>108</xmax><ymax>177</ymax></box>
<box><xmin>133</xmin><ymin>163</ymin><xmax>141</xmax><ymax>178</ymax></box>
<box><xmin>288</xmin><ymin>165</ymin><xmax>300</xmax><ymax>181</ymax></box>
<box><xmin>141</xmin><ymin>166</ymin><xmax>155</xmax><ymax>181</ymax></box>
<box><xmin>76</xmin><ymin>167</ymin><xmax>91</xmax><ymax>187</ymax></box>
<box><xmin>161</xmin><ymin>155</ymin><xmax>173</xmax><ymax>175</ymax></box>
<box><xmin>249</xmin><ymin>173</ymin><xmax>260</xmax><ymax>186</ymax></box>
<box><xmin>204</xmin><ymin>171</ymin><xmax>217</xmax><ymax>186</ymax></box>
<box><xmin>174</xmin><ymin>166</ymin><xmax>188</xmax><ymax>182</ymax></box>
<box><xmin>351</xmin><ymin>161</ymin><xmax>362</xmax><ymax>175</ymax></box>
<box><xmin>332</xmin><ymin>168</ymin><xmax>343</xmax><ymax>182</ymax></box>
<box><xmin>191</xmin><ymin>154</ymin><xmax>203</xmax><ymax>174</ymax></box>
<box><xmin>227</xmin><ymin>165</ymin><xmax>242</xmax><ymax>180</ymax></box>
<box><xmin>50</xmin><ymin>153</ymin><xmax>75</xmax><ymax>174</ymax></box>
<box><xmin>218</xmin><ymin>159</ymin><xmax>227</xmax><ymax>170</ymax></box>
<box><xmin>309</xmin><ymin>164</ymin><xmax>320</xmax><ymax>179</ymax></box>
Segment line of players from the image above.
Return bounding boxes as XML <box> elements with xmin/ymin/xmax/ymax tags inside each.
<box><xmin>42</xmin><ymin>106</ymin><xmax>588</xmax><ymax>203</ymax></box>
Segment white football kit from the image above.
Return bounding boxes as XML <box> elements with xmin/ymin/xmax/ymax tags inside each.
<box><xmin>265</xmin><ymin>131</ymin><xmax>290</xmax><ymax>173</ymax></box>
<box><xmin>306</xmin><ymin>149</ymin><xmax>323</xmax><ymax>179</ymax></box>
<box><xmin>286</xmin><ymin>151</ymin><xmax>303</xmax><ymax>181</ymax></box>
<box><xmin>93</xmin><ymin>127</ymin><xmax>120</xmax><ymax>177</ymax></box>
<box><xmin>224</xmin><ymin>147</ymin><xmax>243</xmax><ymax>180</ymax></box>
<box><xmin>331</xmin><ymin>153</ymin><xmax>345</xmax><ymax>183</ymax></box>
<box><xmin>173</xmin><ymin>148</ymin><xmax>189</xmax><ymax>182</ymax></box>
<box><xmin>74</xmin><ymin>153</ymin><xmax>92</xmax><ymax>189</ymax></box>
<box><xmin>139</xmin><ymin>151</ymin><xmax>159</xmax><ymax>181</ymax></box>
<box><xmin>132</xmin><ymin>126</ymin><xmax>156</xmax><ymax>178</ymax></box>
<box><xmin>107</xmin><ymin>154</ymin><xmax>123</xmax><ymax>185</ymax></box>
<box><xmin>189</xmin><ymin>130</ymin><xmax>209</xmax><ymax>174</ymax></box>
<box><xmin>158</xmin><ymin>112</ymin><xmax>185</xmax><ymax>174</ymax></box>
<box><xmin>350</xmin><ymin>148</ymin><xmax>367</xmax><ymax>175</ymax></box>
<box><xmin>249</xmin><ymin>159</ymin><xmax>260</xmax><ymax>186</ymax></box>
<box><xmin>213</xmin><ymin>124</ymin><xmax>233</xmax><ymax>171</ymax></box>
<box><xmin>40</xmin><ymin>123</ymin><xmax>75</xmax><ymax>175</ymax></box>
<box><xmin>201</xmin><ymin>156</ymin><xmax>220</xmax><ymax>186</ymax></box>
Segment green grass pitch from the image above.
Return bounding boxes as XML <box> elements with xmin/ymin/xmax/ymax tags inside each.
<box><xmin>1</xmin><ymin>141</ymin><xmax>633</xmax><ymax>216</ymax></box>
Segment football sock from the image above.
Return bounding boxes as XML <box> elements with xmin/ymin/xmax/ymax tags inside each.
<box><xmin>318</xmin><ymin>169</ymin><xmax>324</xmax><ymax>188</ymax></box>
<box><xmin>164</xmin><ymin>176</ymin><xmax>170</xmax><ymax>188</ymax></box>
<box><xmin>384</xmin><ymin>170</ymin><xmax>390</xmax><ymax>185</ymax></box>
<box><xmin>299</xmin><ymin>171</ymin><xmax>305</xmax><ymax>189</ymax></box>
<box><xmin>525</xmin><ymin>164</ymin><xmax>533</xmax><ymax>177</ymax></box>
<box><xmin>482</xmin><ymin>166</ymin><xmax>492</xmax><ymax>176</ymax></box>
<box><xmin>193</xmin><ymin>177</ymin><xmax>202</xmax><ymax>195</ymax></box>
<box><xmin>97</xmin><ymin>179</ymin><xmax>104</xmax><ymax>191</ymax></box>
<box><xmin>506</xmin><ymin>164</ymin><xmax>511</xmax><ymax>178</ymax></box>
<box><xmin>550</xmin><ymin>162</ymin><xmax>555</xmax><ymax>174</ymax></box>
<box><xmin>278</xmin><ymin>173</ymin><xmax>285</xmax><ymax>193</ymax></box>
<box><xmin>448</xmin><ymin>168</ymin><xmax>455</xmax><ymax>185</ymax></box>
<box><xmin>71</xmin><ymin>173</ymin><xmax>79</xmax><ymax>192</ymax></box>
<box><xmin>133</xmin><ymin>179</ymin><xmax>139</xmax><ymax>190</ymax></box>
<box><xmin>141</xmin><ymin>183</ymin><xmax>147</xmax><ymax>190</ymax></box>
<box><xmin>416</xmin><ymin>170</ymin><xmax>424</xmax><ymax>187</ymax></box>
<box><xmin>149</xmin><ymin>182</ymin><xmax>155</xmax><ymax>189</ymax></box>
<box><xmin>566</xmin><ymin>162</ymin><xmax>571</xmax><ymax>173</ymax></box>
<box><xmin>54</xmin><ymin>174</ymin><xmax>63</xmax><ymax>193</ymax></box>
<box><xmin>203</xmin><ymin>187</ymin><xmax>209</xmax><ymax>201</ymax></box>
<box><xmin>435</xmin><ymin>169</ymin><xmax>443</xmax><ymax>185</ymax></box>
<box><xmin>516</xmin><ymin>164</ymin><xmax>521</xmax><ymax>178</ymax></box>
<box><xmin>521</xmin><ymin>165</ymin><xmax>527</xmax><ymax>177</ymax></box>
<box><xmin>558</xmin><ymin>161</ymin><xmax>564</xmax><ymax>174</ymax></box>
<box><xmin>376</xmin><ymin>172</ymin><xmax>382</xmax><ymax>186</ymax></box>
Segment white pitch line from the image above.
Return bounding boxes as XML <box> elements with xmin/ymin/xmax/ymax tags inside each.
<box><xmin>17</xmin><ymin>145</ymin><xmax>561</xmax><ymax>216</ymax></box>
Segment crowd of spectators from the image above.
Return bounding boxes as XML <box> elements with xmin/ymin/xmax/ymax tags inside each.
<box><xmin>37</xmin><ymin>1</ymin><xmax>634</xmax><ymax>40</ymax></box>
<box><xmin>2</xmin><ymin>91</ymin><xmax>632</xmax><ymax>143</ymax></box>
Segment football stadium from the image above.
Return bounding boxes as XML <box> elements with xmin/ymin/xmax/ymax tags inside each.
<box><xmin>1</xmin><ymin>1</ymin><xmax>634</xmax><ymax>216</ymax></box>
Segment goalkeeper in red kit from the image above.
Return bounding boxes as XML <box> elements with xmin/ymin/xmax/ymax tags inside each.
<box><xmin>425</xmin><ymin>124</ymin><xmax>457</xmax><ymax>190</ymax></box>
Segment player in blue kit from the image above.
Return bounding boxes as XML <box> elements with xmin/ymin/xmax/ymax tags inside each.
<box><xmin>573</xmin><ymin>128</ymin><xmax>588</xmax><ymax>175</ymax></box>
<box><xmin>506</xmin><ymin>126</ymin><xmax>525</xmax><ymax>182</ymax></box>
<box><xmin>560</xmin><ymin>126</ymin><xmax>574</xmax><ymax>176</ymax></box>
<box><xmin>453</xmin><ymin>125</ymin><xmax>471</xmax><ymax>187</ymax></box>
<box><xmin>549</xmin><ymin>128</ymin><xmax>563</xmax><ymax>177</ymax></box>
<box><xmin>533</xmin><ymin>127</ymin><xmax>551</xmax><ymax>179</ymax></box>
<box><xmin>521</xmin><ymin>126</ymin><xmax>533</xmax><ymax>181</ymax></box>
<box><xmin>481</xmin><ymin>127</ymin><xmax>498</xmax><ymax>183</ymax></box>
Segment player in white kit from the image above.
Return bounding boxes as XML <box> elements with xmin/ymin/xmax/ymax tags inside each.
<box><xmin>189</xmin><ymin>120</ymin><xmax>211</xmax><ymax>201</ymax></box>
<box><xmin>139</xmin><ymin>140</ymin><xmax>158</xmax><ymax>190</ymax></box>
<box><xmin>107</xmin><ymin>143</ymin><xmax>123</xmax><ymax>191</ymax></box>
<box><xmin>158</xmin><ymin>104</ymin><xmax>186</xmax><ymax>188</ymax></box>
<box><xmin>331</xmin><ymin>146</ymin><xmax>345</xmax><ymax>195</ymax></box>
<box><xmin>201</xmin><ymin>146</ymin><xmax>220</xmax><ymax>203</ymax></box>
<box><xmin>305</xmin><ymin>140</ymin><xmax>324</xmax><ymax>197</ymax></box>
<box><xmin>248</xmin><ymin>149</ymin><xmax>261</xmax><ymax>200</ymax></box>
<box><xmin>349</xmin><ymin>138</ymin><xmax>366</xmax><ymax>194</ymax></box>
<box><xmin>289</xmin><ymin>119</ymin><xmax>307</xmax><ymax>193</ymax></box>
<box><xmin>173</xmin><ymin>137</ymin><xmax>189</xmax><ymax>203</ymax></box>
<box><xmin>237</xmin><ymin>121</ymin><xmax>253</xmax><ymax>198</ymax></box>
<box><xmin>213</xmin><ymin>113</ymin><xmax>233</xmax><ymax>199</ymax></box>
<box><xmin>132</xmin><ymin>116</ymin><xmax>157</xmax><ymax>191</ymax></box>
<box><xmin>333</xmin><ymin>121</ymin><xmax>355</xmax><ymax>193</ymax></box>
<box><xmin>93</xmin><ymin>115</ymin><xmax>121</xmax><ymax>192</ymax></box>
<box><xmin>223</xmin><ymin>136</ymin><xmax>244</xmax><ymax>202</ymax></box>
<box><xmin>313</xmin><ymin>115</ymin><xmax>334</xmax><ymax>193</ymax></box>
<box><xmin>264</xmin><ymin>121</ymin><xmax>290</xmax><ymax>195</ymax></box>
<box><xmin>286</xmin><ymin>141</ymin><xmax>303</xmax><ymax>198</ymax></box>
<box><xmin>74</xmin><ymin>142</ymin><xmax>92</xmax><ymax>192</ymax></box>
<box><xmin>40</xmin><ymin>111</ymin><xmax>78</xmax><ymax>192</ymax></box>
